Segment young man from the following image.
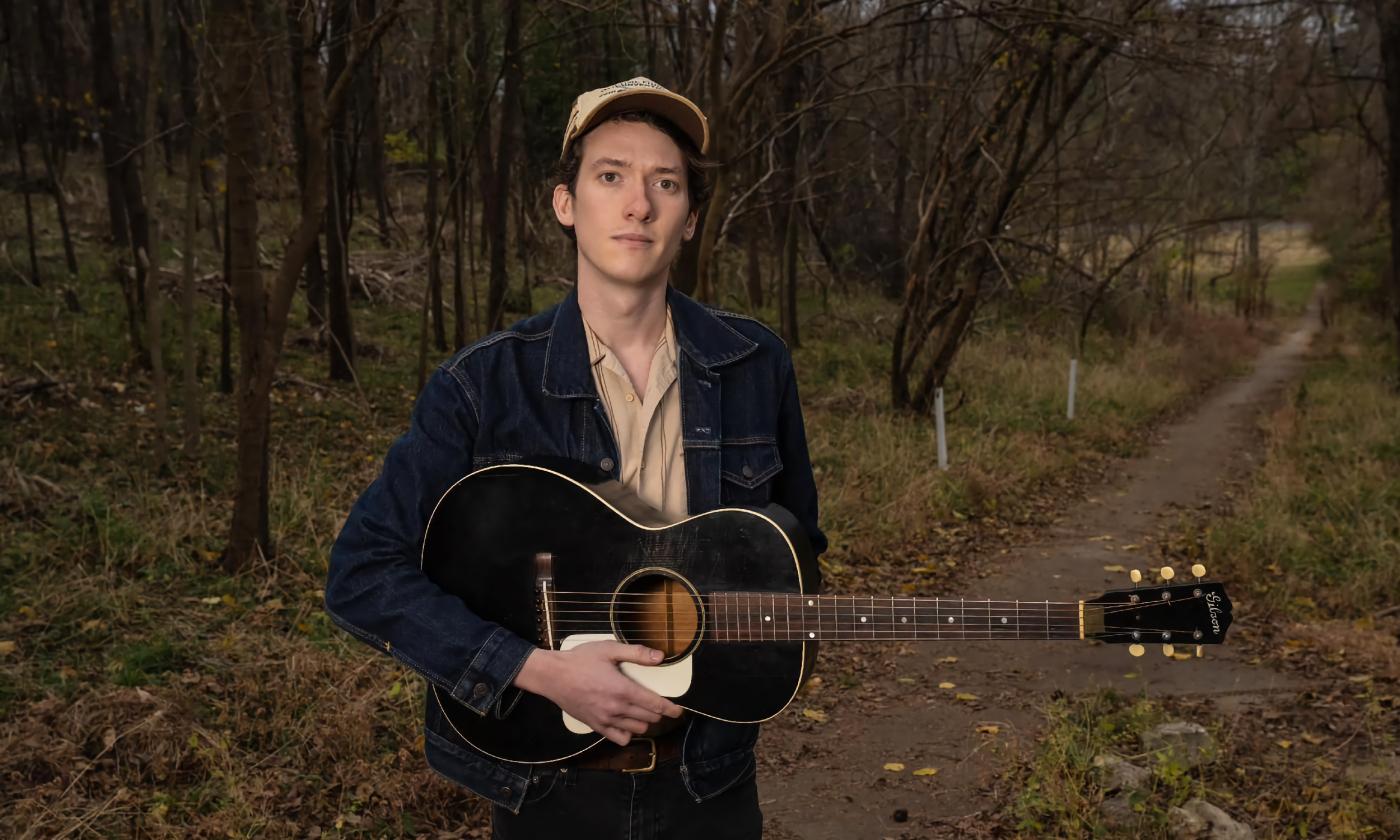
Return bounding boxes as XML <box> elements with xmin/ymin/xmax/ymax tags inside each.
<box><xmin>325</xmin><ymin>77</ymin><xmax>826</xmax><ymax>839</ymax></box>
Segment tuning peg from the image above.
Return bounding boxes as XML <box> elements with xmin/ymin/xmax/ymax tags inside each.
<box><xmin>1129</xmin><ymin>569</ymin><xmax>1142</xmax><ymax>585</ymax></box>
<box><xmin>1159</xmin><ymin>566</ymin><xmax>1175</xmax><ymax>581</ymax></box>
<box><xmin>1162</xmin><ymin>644</ymin><xmax>1175</xmax><ymax>657</ymax></box>
<box><xmin>1191</xmin><ymin>563</ymin><xmax>1206</xmax><ymax>579</ymax></box>
<box><xmin>1129</xmin><ymin>643</ymin><xmax>1145</xmax><ymax>657</ymax></box>
<box><xmin>1195</xmin><ymin>645</ymin><xmax>1203</xmax><ymax>658</ymax></box>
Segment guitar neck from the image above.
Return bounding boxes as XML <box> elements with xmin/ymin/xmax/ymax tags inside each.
<box><xmin>706</xmin><ymin>592</ymin><xmax>1098</xmax><ymax>642</ymax></box>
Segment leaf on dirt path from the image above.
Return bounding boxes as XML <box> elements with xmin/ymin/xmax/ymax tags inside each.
<box><xmin>1348</xmin><ymin>675</ymin><xmax>1373</xmax><ymax>684</ymax></box>
<box><xmin>1276</xmin><ymin>739</ymin><xmax>1293</xmax><ymax>749</ymax></box>
<box><xmin>1300</xmin><ymin>732</ymin><xmax>1324</xmax><ymax>745</ymax></box>
<box><xmin>884</xmin><ymin>762</ymin><xmax>905</xmax><ymax>772</ymax></box>
<box><xmin>975</xmin><ymin>724</ymin><xmax>1000</xmax><ymax>735</ymax></box>
<box><xmin>0</xmin><ymin>640</ymin><xmax>16</xmax><ymax>656</ymax></box>
<box><xmin>896</xmin><ymin>677</ymin><xmax>917</xmax><ymax>685</ymax></box>
<box><xmin>81</xmin><ymin>619</ymin><xmax>105</xmax><ymax>632</ymax></box>
<box><xmin>1103</xmin><ymin>564</ymin><xmax>1126</xmax><ymax>572</ymax></box>
<box><xmin>955</xmin><ymin>692</ymin><xmax>979</xmax><ymax>703</ymax></box>
<box><xmin>913</xmin><ymin>767</ymin><xmax>939</xmax><ymax>777</ymax></box>
<box><xmin>937</xmin><ymin>656</ymin><xmax>958</xmax><ymax>664</ymax></box>
<box><xmin>199</xmin><ymin>596</ymin><xmax>222</xmax><ymax>605</ymax></box>
<box><xmin>1123</xmin><ymin>673</ymin><xmax>1138</xmax><ymax>679</ymax></box>
<box><xmin>1121</xmin><ymin>544</ymin><xmax>1141</xmax><ymax>551</ymax></box>
<box><xmin>1089</xmin><ymin>535</ymin><xmax>1114</xmax><ymax>541</ymax></box>
<box><xmin>938</xmin><ymin>681</ymin><xmax>956</xmax><ymax>690</ymax></box>
<box><xmin>802</xmin><ymin>708</ymin><xmax>828</xmax><ymax>723</ymax></box>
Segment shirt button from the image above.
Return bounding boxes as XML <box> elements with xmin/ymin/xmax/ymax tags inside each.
<box><xmin>742</xmin><ymin>464</ymin><xmax>755</xmax><ymax>479</ymax></box>
<box><xmin>626</xmin><ymin>393</ymin><xmax>635</xmax><ymax>402</ymax></box>
<box><xmin>472</xmin><ymin>682</ymin><xmax>489</xmax><ymax>698</ymax></box>
<box><xmin>600</xmin><ymin>457</ymin><xmax>616</xmax><ymax>472</ymax></box>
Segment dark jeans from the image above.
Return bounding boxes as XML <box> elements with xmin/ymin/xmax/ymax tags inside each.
<box><xmin>490</xmin><ymin>758</ymin><xmax>762</xmax><ymax>840</ymax></box>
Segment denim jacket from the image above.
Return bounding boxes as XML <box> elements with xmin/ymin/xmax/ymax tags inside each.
<box><xmin>324</xmin><ymin>285</ymin><xmax>826</xmax><ymax>813</ymax></box>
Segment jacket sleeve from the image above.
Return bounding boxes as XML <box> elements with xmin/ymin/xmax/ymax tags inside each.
<box><xmin>771</xmin><ymin>351</ymin><xmax>827</xmax><ymax>587</ymax></box>
<box><xmin>324</xmin><ymin>361</ymin><xmax>536</xmax><ymax>716</ymax></box>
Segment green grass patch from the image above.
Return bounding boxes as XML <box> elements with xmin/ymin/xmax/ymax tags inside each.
<box><xmin>1206</xmin><ymin>305</ymin><xmax>1400</xmax><ymax>619</ymax></box>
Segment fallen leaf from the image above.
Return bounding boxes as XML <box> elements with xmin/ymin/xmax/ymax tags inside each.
<box><xmin>913</xmin><ymin>767</ymin><xmax>939</xmax><ymax>777</ymax></box>
<box><xmin>937</xmin><ymin>656</ymin><xmax>958</xmax><ymax>664</ymax></box>
<box><xmin>1276</xmin><ymin>739</ymin><xmax>1293</xmax><ymax>749</ymax></box>
<box><xmin>1089</xmin><ymin>535</ymin><xmax>1115</xmax><ymax>542</ymax></box>
<box><xmin>1121</xmin><ymin>544</ymin><xmax>1141</xmax><ymax>551</ymax></box>
<box><xmin>1102</xmin><ymin>564</ymin><xmax>1126</xmax><ymax>573</ymax></box>
<box><xmin>1300</xmin><ymin>732</ymin><xmax>1324</xmax><ymax>745</ymax></box>
<box><xmin>199</xmin><ymin>596</ymin><xmax>221</xmax><ymax>605</ymax></box>
<box><xmin>938</xmin><ymin>682</ymin><xmax>956</xmax><ymax>690</ymax></box>
<box><xmin>896</xmin><ymin>677</ymin><xmax>917</xmax><ymax>685</ymax></box>
<box><xmin>975</xmin><ymin>724</ymin><xmax>1000</xmax><ymax>735</ymax></box>
<box><xmin>883</xmin><ymin>762</ymin><xmax>905</xmax><ymax>772</ymax></box>
<box><xmin>955</xmin><ymin>692</ymin><xmax>979</xmax><ymax>703</ymax></box>
<box><xmin>802</xmin><ymin>708</ymin><xmax>828</xmax><ymax>723</ymax></box>
<box><xmin>0</xmin><ymin>641</ymin><xmax>16</xmax><ymax>656</ymax></box>
<box><xmin>1123</xmin><ymin>673</ymin><xmax>1139</xmax><ymax>679</ymax></box>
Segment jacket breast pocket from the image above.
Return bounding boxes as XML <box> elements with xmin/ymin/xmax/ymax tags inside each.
<box><xmin>720</xmin><ymin>440</ymin><xmax>783</xmax><ymax>506</ymax></box>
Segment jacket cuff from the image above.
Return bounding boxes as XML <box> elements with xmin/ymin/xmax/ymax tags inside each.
<box><xmin>449</xmin><ymin>626</ymin><xmax>537</xmax><ymax>715</ymax></box>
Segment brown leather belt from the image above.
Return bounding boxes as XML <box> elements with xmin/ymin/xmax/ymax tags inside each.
<box><xmin>565</xmin><ymin>730</ymin><xmax>684</xmax><ymax>773</ymax></box>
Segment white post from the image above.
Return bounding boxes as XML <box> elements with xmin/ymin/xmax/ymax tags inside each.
<box><xmin>934</xmin><ymin>387</ymin><xmax>948</xmax><ymax>470</ymax></box>
<box><xmin>1067</xmin><ymin>358</ymin><xmax>1079</xmax><ymax>420</ymax></box>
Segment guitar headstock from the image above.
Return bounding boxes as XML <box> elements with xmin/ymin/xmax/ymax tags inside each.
<box><xmin>1085</xmin><ymin>564</ymin><xmax>1232</xmax><ymax>658</ymax></box>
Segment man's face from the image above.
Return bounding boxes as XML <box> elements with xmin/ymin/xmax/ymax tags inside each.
<box><xmin>552</xmin><ymin>119</ymin><xmax>698</xmax><ymax>290</ymax></box>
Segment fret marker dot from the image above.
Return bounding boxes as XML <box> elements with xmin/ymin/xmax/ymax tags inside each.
<box><xmin>1001</xmin><ymin>617</ymin><xmax>1008</xmax><ymax>624</ymax></box>
<box><xmin>764</xmin><ymin>616</ymin><xmax>771</xmax><ymax>622</ymax></box>
<box><xmin>860</xmin><ymin>616</ymin><xmax>867</xmax><ymax>623</ymax></box>
<box><xmin>947</xmin><ymin>617</ymin><xmax>955</xmax><ymax>624</ymax></box>
<box><xmin>901</xmin><ymin>617</ymin><xmax>908</xmax><ymax>623</ymax></box>
<box><xmin>807</xmin><ymin>600</ymin><xmax>814</xmax><ymax>607</ymax></box>
<box><xmin>808</xmin><ymin>632</ymin><xmax>816</xmax><ymax>639</ymax></box>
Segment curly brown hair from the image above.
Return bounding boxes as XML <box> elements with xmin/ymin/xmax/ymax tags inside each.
<box><xmin>553</xmin><ymin>109</ymin><xmax>715</xmax><ymax>244</ymax></box>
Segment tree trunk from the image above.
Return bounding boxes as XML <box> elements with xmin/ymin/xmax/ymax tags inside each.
<box><xmin>1377</xmin><ymin>0</ymin><xmax>1400</xmax><ymax>386</ymax></box>
<box><xmin>221</xmin><ymin>0</ymin><xmax>271</xmax><ymax>569</ymax></box>
<box><xmin>482</xmin><ymin>0</ymin><xmax>522</xmax><ymax>332</ymax></box>
<box><xmin>143</xmin><ymin>0</ymin><xmax>172</xmax><ymax>472</ymax></box>
<box><xmin>2</xmin><ymin>4</ymin><xmax>40</xmax><ymax>287</ymax></box>
<box><xmin>325</xmin><ymin>0</ymin><xmax>356</xmax><ymax>380</ymax></box>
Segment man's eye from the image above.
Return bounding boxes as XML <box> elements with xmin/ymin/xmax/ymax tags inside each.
<box><xmin>658</xmin><ymin>179</ymin><xmax>677</xmax><ymax>191</ymax></box>
<box><xmin>601</xmin><ymin>172</ymin><xmax>619</xmax><ymax>183</ymax></box>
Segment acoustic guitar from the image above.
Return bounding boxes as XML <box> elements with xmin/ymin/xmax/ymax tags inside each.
<box><xmin>420</xmin><ymin>461</ymin><xmax>1233</xmax><ymax>764</ymax></box>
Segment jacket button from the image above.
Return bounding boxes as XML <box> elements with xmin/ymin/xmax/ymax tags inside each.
<box><xmin>600</xmin><ymin>457</ymin><xmax>615</xmax><ymax>472</ymax></box>
<box><xmin>742</xmin><ymin>464</ymin><xmax>755</xmax><ymax>479</ymax></box>
<box><xmin>499</xmin><ymin>786</ymin><xmax>513</xmax><ymax>797</ymax></box>
<box><xmin>472</xmin><ymin>682</ymin><xmax>489</xmax><ymax>698</ymax></box>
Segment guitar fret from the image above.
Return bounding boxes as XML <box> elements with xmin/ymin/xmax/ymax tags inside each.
<box><xmin>708</xmin><ymin>593</ymin><xmax>1086</xmax><ymax>642</ymax></box>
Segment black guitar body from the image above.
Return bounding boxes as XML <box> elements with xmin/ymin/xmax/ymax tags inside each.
<box><xmin>420</xmin><ymin>461</ymin><xmax>819</xmax><ymax>764</ymax></box>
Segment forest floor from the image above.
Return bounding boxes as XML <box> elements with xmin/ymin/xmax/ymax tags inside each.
<box><xmin>3</xmin><ymin>197</ymin><xmax>1395</xmax><ymax>838</ymax></box>
<box><xmin>757</xmin><ymin>289</ymin><xmax>1400</xmax><ymax>838</ymax></box>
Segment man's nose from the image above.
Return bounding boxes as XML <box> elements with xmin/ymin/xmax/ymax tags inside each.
<box><xmin>624</xmin><ymin>182</ymin><xmax>653</xmax><ymax>222</ymax></box>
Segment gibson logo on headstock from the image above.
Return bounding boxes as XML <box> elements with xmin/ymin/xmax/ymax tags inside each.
<box><xmin>1205</xmin><ymin>592</ymin><xmax>1223</xmax><ymax>635</ymax></box>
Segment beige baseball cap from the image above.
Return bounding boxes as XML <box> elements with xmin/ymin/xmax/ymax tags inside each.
<box><xmin>560</xmin><ymin>77</ymin><xmax>710</xmax><ymax>161</ymax></box>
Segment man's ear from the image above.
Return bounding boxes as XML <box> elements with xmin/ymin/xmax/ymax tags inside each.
<box><xmin>552</xmin><ymin>183</ymin><xmax>575</xmax><ymax>229</ymax></box>
<box><xmin>682</xmin><ymin>207</ymin><xmax>698</xmax><ymax>241</ymax></box>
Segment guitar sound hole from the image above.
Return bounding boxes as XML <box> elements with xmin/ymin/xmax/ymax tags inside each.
<box><xmin>613</xmin><ymin>570</ymin><xmax>702</xmax><ymax>662</ymax></box>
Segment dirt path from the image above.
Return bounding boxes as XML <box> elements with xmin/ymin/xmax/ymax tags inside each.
<box><xmin>758</xmin><ymin>296</ymin><xmax>1324</xmax><ymax>839</ymax></box>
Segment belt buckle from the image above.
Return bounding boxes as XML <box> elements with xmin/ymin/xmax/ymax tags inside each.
<box><xmin>622</xmin><ymin>737</ymin><xmax>657</xmax><ymax>773</ymax></box>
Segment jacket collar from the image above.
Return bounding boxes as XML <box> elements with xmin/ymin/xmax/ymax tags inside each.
<box><xmin>542</xmin><ymin>285</ymin><xmax>758</xmax><ymax>398</ymax></box>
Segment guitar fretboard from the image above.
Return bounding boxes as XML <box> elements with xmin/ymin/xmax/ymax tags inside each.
<box><xmin>705</xmin><ymin>593</ymin><xmax>1089</xmax><ymax>641</ymax></box>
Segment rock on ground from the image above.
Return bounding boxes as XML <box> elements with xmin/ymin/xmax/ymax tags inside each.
<box><xmin>1142</xmin><ymin>721</ymin><xmax>1217</xmax><ymax>768</ymax></box>
<box><xmin>1168</xmin><ymin>798</ymin><xmax>1255</xmax><ymax>840</ymax></box>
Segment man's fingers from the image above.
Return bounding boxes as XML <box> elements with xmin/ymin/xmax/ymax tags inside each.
<box><xmin>624</xmin><ymin>704</ymin><xmax>663</xmax><ymax>725</ymax></box>
<box><xmin>601</xmin><ymin>726</ymin><xmax>632</xmax><ymax>746</ymax></box>
<box><xmin>607</xmin><ymin>643</ymin><xmax>665</xmax><ymax>665</ymax></box>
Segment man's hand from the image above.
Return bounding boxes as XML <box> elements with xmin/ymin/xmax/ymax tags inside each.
<box><xmin>513</xmin><ymin>641</ymin><xmax>684</xmax><ymax>745</ymax></box>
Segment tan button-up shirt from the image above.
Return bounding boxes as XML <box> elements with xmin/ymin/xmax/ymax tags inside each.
<box><xmin>582</xmin><ymin>307</ymin><xmax>688</xmax><ymax>520</ymax></box>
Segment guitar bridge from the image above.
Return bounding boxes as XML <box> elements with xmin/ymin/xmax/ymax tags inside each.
<box><xmin>535</xmin><ymin>552</ymin><xmax>556</xmax><ymax>650</ymax></box>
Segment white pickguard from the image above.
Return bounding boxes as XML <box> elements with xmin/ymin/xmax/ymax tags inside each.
<box><xmin>558</xmin><ymin>633</ymin><xmax>693</xmax><ymax>735</ymax></box>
